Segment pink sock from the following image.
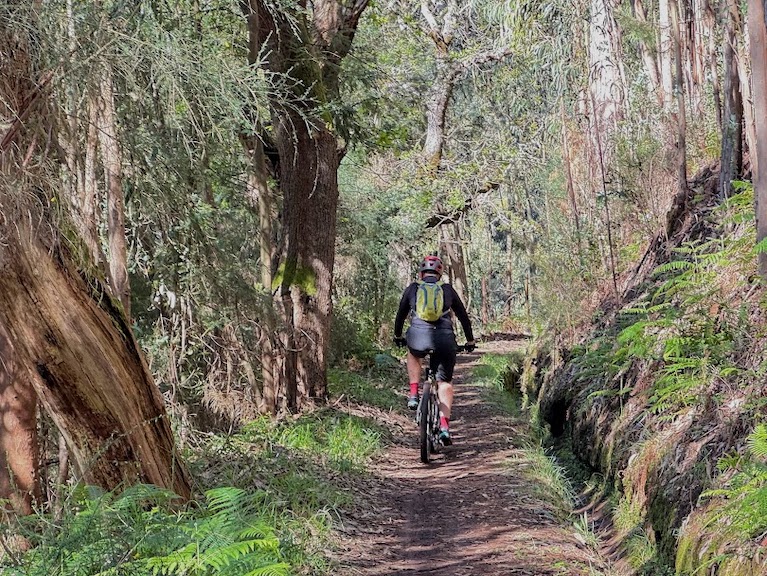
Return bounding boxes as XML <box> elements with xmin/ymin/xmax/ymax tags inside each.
<box><xmin>440</xmin><ymin>416</ymin><xmax>449</xmax><ymax>429</ymax></box>
<box><xmin>410</xmin><ymin>382</ymin><xmax>419</xmax><ymax>396</ymax></box>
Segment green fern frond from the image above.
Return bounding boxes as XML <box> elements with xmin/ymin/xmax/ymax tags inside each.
<box><xmin>747</xmin><ymin>425</ymin><xmax>767</xmax><ymax>460</ymax></box>
<box><xmin>754</xmin><ymin>237</ymin><xmax>767</xmax><ymax>255</ymax></box>
<box><xmin>243</xmin><ymin>563</ymin><xmax>291</xmax><ymax>576</ymax></box>
<box><xmin>652</xmin><ymin>260</ymin><xmax>694</xmax><ymax>275</ymax></box>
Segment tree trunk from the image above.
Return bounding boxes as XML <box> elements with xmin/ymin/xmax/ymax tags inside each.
<box><xmin>276</xmin><ymin>112</ymin><xmax>339</xmax><ymax>404</ymax></box>
<box><xmin>634</xmin><ymin>0</ymin><xmax>664</xmax><ymax>104</ymax></box>
<box><xmin>243</xmin><ymin>7</ymin><xmax>280</xmax><ymax>414</ymax></box>
<box><xmin>97</xmin><ymin>60</ymin><xmax>131</xmax><ymax>319</ymax></box>
<box><xmin>423</xmin><ymin>59</ymin><xmax>456</xmax><ymax>170</ymax></box>
<box><xmin>438</xmin><ymin>220</ymin><xmax>469</xmax><ymax>306</ymax></box>
<box><xmin>561</xmin><ymin>103</ymin><xmax>582</xmax><ymax>254</ymax></box>
<box><xmin>660</xmin><ymin>0</ymin><xmax>675</xmax><ymax>108</ymax></box>
<box><xmin>670</xmin><ymin>0</ymin><xmax>689</xmax><ymax>196</ymax></box>
<box><xmin>505</xmin><ymin>232</ymin><xmax>515</xmax><ymax>314</ymax></box>
<box><xmin>589</xmin><ymin>89</ymin><xmax>619</xmax><ymax>297</ymax></box>
<box><xmin>480</xmin><ymin>275</ymin><xmax>490</xmax><ymax>327</ymax></box>
<box><xmin>749</xmin><ymin>0</ymin><xmax>767</xmax><ymax>278</ymax></box>
<box><xmin>737</xmin><ymin>30</ymin><xmax>757</xmax><ymax>159</ymax></box>
<box><xmin>0</xmin><ymin>222</ymin><xmax>191</xmax><ymax>498</ymax></box>
<box><xmin>589</xmin><ymin>0</ymin><xmax>624</xmax><ymax>130</ymax></box>
<box><xmin>242</xmin><ymin>0</ymin><xmax>369</xmax><ymax>409</ymax></box>
<box><xmin>1</xmin><ymin>2</ymin><xmax>188</xmax><ymax>498</ymax></box>
<box><xmin>0</xmin><ymin>324</ymin><xmax>39</xmax><ymax>516</ymax></box>
<box><xmin>718</xmin><ymin>0</ymin><xmax>743</xmax><ymax>201</ymax></box>
<box><xmin>704</xmin><ymin>1</ymin><xmax>723</xmax><ymax>129</ymax></box>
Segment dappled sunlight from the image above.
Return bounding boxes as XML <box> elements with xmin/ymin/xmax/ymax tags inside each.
<box><xmin>337</xmin><ymin>341</ymin><xmax>595</xmax><ymax>575</ymax></box>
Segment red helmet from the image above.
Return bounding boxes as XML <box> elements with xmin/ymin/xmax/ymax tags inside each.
<box><xmin>419</xmin><ymin>255</ymin><xmax>444</xmax><ymax>278</ymax></box>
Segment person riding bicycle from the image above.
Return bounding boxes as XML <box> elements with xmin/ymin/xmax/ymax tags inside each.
<box><xmin>393</xmin><ymin>255</ymin><xmax>475</xmax><ymax>445</ymax></box>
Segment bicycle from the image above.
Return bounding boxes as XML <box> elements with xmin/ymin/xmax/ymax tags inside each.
<box><xmin>416</xmin><ymin>344</ymin><xmax>470</xmax><ymax>464</ymax></box>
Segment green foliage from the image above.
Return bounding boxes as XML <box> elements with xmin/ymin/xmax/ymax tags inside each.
<box><xmin>701</xmin><ymin>425</ymin><xmax>767</xmax><ymax>540</ymax></box>
<box><xmin>328</xmin><ymin>366</ymin><xmax>402</xmax><ymax>411</ymax></box>
<box><xmin>472</xmin><ymin>352</ymin><xmax>526</xmax><ymax>415</ymax></box>
<box><xmin>241</xmin><ymin>410</ymin><xmax>383</xmax><ymax>473</ymax></box>
<box><xmin>569</xmin><ymin>189</ymin><xmax>758</xmax><ymax>418</ymax></box>
<box><xmin>512</xmin><ymin>443</ymin><xmax>575</xmax><ymax>513</ymax></box>
<box><xmin>1</xmin><ymin>486</ymin><xmax>290</xmax><ymax>576</ymax></box>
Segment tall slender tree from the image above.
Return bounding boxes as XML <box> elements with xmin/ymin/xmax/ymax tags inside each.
<box><xmin>719</xmin><ymin>0</ymin><xmax>744</xmax><ymax>200</ymax></box>
<box><xmin>750</xmin><ymin>0</ymin><xmax>767</xmax><ymax>278</ymax></box>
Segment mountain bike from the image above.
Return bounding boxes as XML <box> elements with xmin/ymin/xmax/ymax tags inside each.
<box><xmin>416</xmin><ymin>344</ymin><xmax>470</xmax><ymax>464</ymax></box>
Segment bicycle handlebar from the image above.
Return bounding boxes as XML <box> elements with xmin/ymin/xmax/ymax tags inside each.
<box><xmin>421</xmin><ymin>345</ymin><xmax>476</xmax><ymax>353</ymax></box>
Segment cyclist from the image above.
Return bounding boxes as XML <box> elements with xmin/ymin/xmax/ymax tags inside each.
<box><xmin>393</xmin><ymin>255</ymin><xmax>475</xmax><ymax>445</ymax></box>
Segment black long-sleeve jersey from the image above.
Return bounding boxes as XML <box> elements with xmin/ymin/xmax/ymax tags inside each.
<box><xmin>393</xmin><ymin>281</ymin><xmax>474</xmax><ymax>341</ymax></box>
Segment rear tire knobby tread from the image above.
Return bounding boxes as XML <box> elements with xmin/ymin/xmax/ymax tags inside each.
<box><xmin>419</xmin><ymin>389</ymin><xmax>430</xmax><ymax>463</ymax></box>
<box><xmin>429</xmin><ymin>392</ymin><xmax>440</xmax><ymax>452</ymax></box>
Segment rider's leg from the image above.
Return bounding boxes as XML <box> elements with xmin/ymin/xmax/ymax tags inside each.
<box><xmin>434</xmin><ymin>339</ymin><xmax>457</xmax><ymax>439</ymax></box>
<box><xmin>407</xmin><ymin>351</ymin><xmax>422</xmax><ymax>384</ymax></box>
<box><xmin>436</xmin><ymin>380</ymin><xmax>454</xmax><ymax>421</ymax></box>
<box><xmin>406</xmin><ymin>350</ymin><xmax>423</xmax><ymax>409</ymax></box>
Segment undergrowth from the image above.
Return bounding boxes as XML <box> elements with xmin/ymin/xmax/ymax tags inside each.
<box><xmin>536</xmin><ymin>185</ymin><xmax>767</xmax><ymax>574</ymax></box>
<box><xmin>701</xmin><ymin>424</ymin><xmax>767</xmax><ymax>540</ymax></box>
<box><xmin>1</xmin><ymin>485</ymin><xmax>290</xmax><ymax>576</ymax></box>
<box><xmin>473</xmin><ymin>351</ymin><xmax>525</xmax><ymax>416</ymax></box>
<box><xmin>571</xmin><ymin>186</ymin><xmax>760</xmax><ymax>421</ymax></box>
<box><xmin>2</xmin><ymin>365</ymin><xmax>395</xmax><ymax>576</ymax></box>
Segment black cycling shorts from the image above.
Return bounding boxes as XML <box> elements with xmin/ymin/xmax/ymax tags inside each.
<box><xmin>406</xmin><ymin>325</ymin><xmax>457</xmax><ymax>382</ymax></box>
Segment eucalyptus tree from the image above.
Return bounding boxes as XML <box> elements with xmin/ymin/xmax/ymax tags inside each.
<box><xmin>240</xmin><ymin>0</ymin><xmax>370</xmax><ymax>409</ymax></box>
<box><xmin>372</xmin><ymin>0</ymin><xmax>531</xmax><ymax>306</ymax></box>
<box><xmin>750</xmin><ymin>0</ymin><xmax>767</xmax><ymax>279</ymax></box>
<box><xmin>0</xmin><ymin>3</ymin><xmax>191</xmax><ymax>500</ymax></box>
<box><xmin>718</xmin><ymin>0</ymin><xmax>744</xmax><ymax>200</ymax></box>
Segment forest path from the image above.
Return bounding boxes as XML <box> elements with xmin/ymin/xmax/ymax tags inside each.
<box><xmin>334</xmin><ymin>336</ymin><xmax>599</xmax><ymax>576</ymax></box>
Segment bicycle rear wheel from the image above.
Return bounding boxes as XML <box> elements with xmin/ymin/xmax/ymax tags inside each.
<box><xmin>419</xmin><ymin>383</ymin><xmax>432</xmax><ymax>463</ymax></box>
<box><xmin>428</xmin><ymin>391</ymin><xmax>440</xmax><ymax>453</ymax></box>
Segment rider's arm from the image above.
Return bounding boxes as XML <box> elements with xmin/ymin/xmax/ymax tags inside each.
<box><xmin>447</xmin><ymin>285</ymin><xmax>474</xmax><ymax>342</ymax></box>
<box><xmin>393</xmin><ymin>284</ymin><xmax>416</xmax><ymax>337</ymax></box>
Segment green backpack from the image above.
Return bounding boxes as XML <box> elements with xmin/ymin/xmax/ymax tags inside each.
<box><xmin>415</xmin><ymin>280</ymin><xmax>445</xmax><ymax>322</ymax></box>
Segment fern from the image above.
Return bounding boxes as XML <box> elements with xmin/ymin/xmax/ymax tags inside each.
<box><xmin>2</xmin><ymin>485</ymin><xmax>293</xmax><ymax>576</ymax></box>
<box><xmin>747</xmin><ymin>424</ymin><xmax>767</xmax><ymax>460</ymax></box>
<box><xmin>701</xmin><ymin>425</ymin><xmax>767</xmax><ymax>538</ymax></box>
<box><xmin>753</xmin><ymin>237</ymin><xmax>767</xmax><ymax>255</ymax></box>
<box><xmin>652</xmin><ymin>259</ymin><xmax>695</xmax><ymax>275</ymax></box>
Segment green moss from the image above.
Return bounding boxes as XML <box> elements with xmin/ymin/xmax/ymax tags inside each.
<box><xmin>272</xmin><ymin>259</ymin><xmax>317</xmax><ymax>295</ymax></box>
<box><xmin>647</xmin><ymin>493</ymin><xmax>676</xmax><ymax>567</ymax></box>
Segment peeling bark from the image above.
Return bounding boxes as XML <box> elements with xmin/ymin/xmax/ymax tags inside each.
<box><xmin>0</xmin><ymin>224</ymin><xmax>191</xmax><ymax>498</ymax></box>
<box><xmin>97</xmin><ymin>60</ymin><xmax>131</xmax><ymax>319</ymax></box>
<box><xmin>0</xmin><ymin>323</ymin><xmax>39</xmax><ymax>516</ymax></box>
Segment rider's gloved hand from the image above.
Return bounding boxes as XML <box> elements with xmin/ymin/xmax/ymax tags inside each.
<box><xmin>464</xmin><ymin>341</ymin><xmax>476</xmax><ymax>353</ymax></box>
<box><xmin>393</xmin><ymin>336</ymin><xmax>407</xmax><ymax>348</ymax></box>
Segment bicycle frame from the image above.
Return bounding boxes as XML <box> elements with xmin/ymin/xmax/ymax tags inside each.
<box><xmin>415</xmin><ymin>344</ymin><xmax>470</xmax><ymax>464</ymax></box>
<box><xmin>416</xmin><ymin>367</ymin><xmax>441</xmax><ymax>464</ymax></box>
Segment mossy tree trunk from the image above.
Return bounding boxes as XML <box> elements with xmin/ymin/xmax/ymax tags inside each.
<box><xmin>241</xmin><ymin>0</ymin><xmax>369</xmax><ymax>409</ymax></box>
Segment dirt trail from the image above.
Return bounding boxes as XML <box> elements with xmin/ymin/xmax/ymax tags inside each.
<box><xmin>335</xmin><ymin>337</ymin><xmax>599</xmax><ymax>576</ymax></box>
